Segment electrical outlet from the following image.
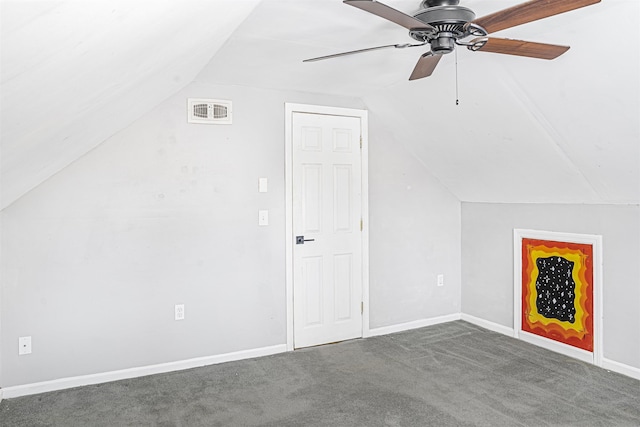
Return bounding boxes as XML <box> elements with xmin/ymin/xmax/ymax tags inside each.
<box><xmin>175</xmin><ymin>304</ymin><xmax>185</xmax><ymax>321</ymax></box>
<box><xmin>19</xmin><ymin>336</ymin><xmax>32</xmax><ymax>355</ymax></box>
<box><xmin>258</xmin><ymin>210</ymin><xmax>269</xmax><ymax>226</ymax></box>
<box><xmin>437</xmin><ymin>274</ymin><xmax>444</xmax><ymax>287</ymax></box>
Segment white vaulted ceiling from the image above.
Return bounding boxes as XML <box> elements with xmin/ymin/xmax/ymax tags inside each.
<box><xmin>0</xmin><ymin>0</ymin><xmax>260</xmax><ymax>209</ymax></box>
<box><xmin>1</xmin><ymin>0</ymin><xmax>639</xmax><ymax>207</ymax></box>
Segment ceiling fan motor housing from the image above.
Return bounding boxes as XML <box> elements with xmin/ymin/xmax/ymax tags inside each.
<box><xmin>412</xmin><ymin>1</ymin><xmax>476</xmax><ymax>53</ymax></box>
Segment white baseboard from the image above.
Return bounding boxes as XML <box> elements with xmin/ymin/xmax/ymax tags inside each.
<box><xmin>460</xmin><ymin>313</ymin><xmax>515</xmax><ymax>337</ymax></box>
<box><xmin>518</xmin><ymin>330</ymin><xmax>594</xmax><ymax>364</ymax></box>
<box><xmin>366</xmin><ymin>313</ymin><xmax>462</xmax><ymax>337</ymax></box>
<box><xmin>4</xmin><ymin>320</ymin><xmax>637</xmax><ymax>400</ymax></box>
<box><xmin>1</xmin><ymin>344</ymin><xmax>287</xmax><ymax>399</ymax></box>
<box><xmin>602</xmin><ymin>357</ymin><xmax>640</xmax><ymax>381</ymax></box>
<box><xmin>461</xmin><ymin>314</ymin><xmax>640</xmax><ymax>381</ymax></box>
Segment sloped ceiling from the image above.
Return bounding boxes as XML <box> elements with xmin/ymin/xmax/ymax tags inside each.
<box><xmin>2</xmin><ymin>0</ymin><xmax>639</xmax><ymax>207</ymax></box>
<box><xmin>199</xmin><ymin>0</ymin><xmax>639</xmax><ymax>204</ymax></box>
<box><xmin>0</xmin><ymin>0</ymin><xmax>259</xmax><ymax>209</ymax></box>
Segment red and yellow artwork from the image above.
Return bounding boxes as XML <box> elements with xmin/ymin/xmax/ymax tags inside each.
<box><xmin>521</xmin><ymin>238</ymin><xmax>593</xmax><ymax>352</ymax></box>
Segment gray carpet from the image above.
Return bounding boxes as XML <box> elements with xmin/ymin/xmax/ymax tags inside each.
<box><xmin>1</xmin><ymin>321</ymin><xmax>639</xmax><ymax>426</ymax></box>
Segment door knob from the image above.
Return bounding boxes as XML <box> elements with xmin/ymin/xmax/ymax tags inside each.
<box><xmin>296</xmin><ymin>236</ymin><xmax>315</xmax><ymax>245</ymax></box>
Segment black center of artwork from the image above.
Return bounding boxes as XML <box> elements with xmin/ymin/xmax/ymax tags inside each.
<box><xmin>535</xmin><ymin>256</ymin><xmax>576</xmax><ymax>323</ymax></box>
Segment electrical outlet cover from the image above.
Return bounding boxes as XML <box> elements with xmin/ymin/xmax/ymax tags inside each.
<box><xmin>19</xmin><ymin>336</ymin><xmax>32</xmax><ymax>355</ymax></box>
<box><xmin>175</xmin><ymin>304</ymin><xmax>185</xmax><ymax>320</ymax></box>
<box><xmin>258</xmin><ymin>210</ymin><xmax>269</xmax><ymax>226</ymax></box>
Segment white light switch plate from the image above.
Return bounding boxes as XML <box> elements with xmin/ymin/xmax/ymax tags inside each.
<box><xmin>258</xmin><ymin>177</ymin><xmax>268</xmax><ymax>193</ymax></box>
<box><xmin>259</xmin><ymin>210</ymin><xmax>269</xmax><ymax>226</ymax></box>
<box><xmin>437</xmin><ymin>274</ymin><xmax>444</xmax><ymax>287</ymax></box>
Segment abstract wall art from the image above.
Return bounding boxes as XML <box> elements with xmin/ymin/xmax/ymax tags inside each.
<box><xmin>514</xmin><ymin>230</ymin><xmax>602</xmax><ymax>365</ymax></box>
<box><xmin>521</xmin><ymin>238</ymin><xmax>593</xmax><ymax>351</ymax></box>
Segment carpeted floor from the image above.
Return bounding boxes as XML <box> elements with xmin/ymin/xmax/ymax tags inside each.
<box><xmin>1</xmin><ymin>321</ymin><xmax>638</xmax><ymax>426</ymax></box>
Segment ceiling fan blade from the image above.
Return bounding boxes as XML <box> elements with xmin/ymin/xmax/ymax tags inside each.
<box><xmin>472</xmin><ymin>0</ymin><xmax>601</xmax><ymax>34</ymax></box>
<box><xmin>409</xmin><ymin>53</ymin><xmax>442</xmax><ymax>81</ymax></box>
<box><xmin>344</xmin><ymin>0</ymin><xmax>436</xmax><ymax>31</ymax></box>
<box><xmin>304</xmin><ymin>44</ymin><xmax>401</xmax><ymax>62</ymax></box>
<box><xmin>472</xmin><ymin>37</ymin><xmax>570</xmax><ymax>59</ymax></box>
<box><xmin>303</xmin><ymin>42</ymin><xmax>426</xmax><ymax>62</ymax></box>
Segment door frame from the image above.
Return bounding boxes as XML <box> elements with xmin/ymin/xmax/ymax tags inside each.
<box><xmin>284</xmin><ymin>103</ymin><xmax>370</xmax><ymax>351</ymax></box>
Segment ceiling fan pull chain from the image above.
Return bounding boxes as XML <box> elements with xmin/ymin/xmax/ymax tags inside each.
<box><xmin>455</xmin><ymin>48</ymin><xmax>460</xmax><ymax>105</ymax></box>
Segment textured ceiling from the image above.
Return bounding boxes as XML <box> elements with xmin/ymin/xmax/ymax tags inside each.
<box><xmin>1</xmin><ymin>0</ymin><xmax>639</xmax><ymax>208</ymax></box>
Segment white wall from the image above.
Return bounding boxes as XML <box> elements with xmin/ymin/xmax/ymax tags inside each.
<box><xmin>461</xmin><ymin>203</ymin><xmax>640</xmax><ymax>370</ymax></box>
<box><xmin>0</xmin><ymin>83</ymin><xmax>358</xmax><ymax>387</ymax></box>
<box><xmin>368</xmin><ymin>117</ymin><xmax>461</xmax><ymax>328</ymax></box>
<box><xmin>0</xmin><ymin>82</ymin><xmax>463</xmax><ymax>388</ymax></box>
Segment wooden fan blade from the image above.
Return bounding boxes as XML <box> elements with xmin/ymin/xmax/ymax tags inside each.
<box><xmin>344</xmin><ymin>0</ymin><xmax>436</xmax><ymax>31</ymax></box>
<box><xmin>409</xmin><ymin>53</ymin><xmax>442</xmax><ymax>80</ymax></box>
<box><xmin>473</xmin><ymin>37</ymin><xmax>570</xmax><ymax>59</ymax></box>
<box><xmin>472</xmin><ymin>0</ymin><xmax>600</xmax><ymax>34</ymax></box>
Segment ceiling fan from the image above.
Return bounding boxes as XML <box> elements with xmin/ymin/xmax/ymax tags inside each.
<box><xmin>304</xmin><ymin>0</ymin><xmax>601</xmax><ymax>80</ymax></box>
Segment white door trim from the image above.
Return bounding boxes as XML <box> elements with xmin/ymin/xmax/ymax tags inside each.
<box><xmin>285</xmin><ymin>103</ymin><xmax>369</xmax><ymax>351</ymax></box>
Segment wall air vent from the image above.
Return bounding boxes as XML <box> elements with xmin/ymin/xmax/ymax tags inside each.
<box><xmin>187</xmin><ymin>98</ymin><xmax>232</xmax><ymax>124</ymax></box>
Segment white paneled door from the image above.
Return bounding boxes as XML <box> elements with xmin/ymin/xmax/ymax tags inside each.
<box><xmin>292</xmin><ymin>112</ymin><xmax>363</xmax><ymax>349</ymax></box>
